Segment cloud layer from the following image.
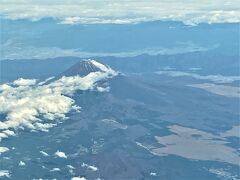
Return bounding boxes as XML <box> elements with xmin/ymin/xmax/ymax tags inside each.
<box><xmin>2</xmin><ymin>41</ymin><xmax>216</xmax><ymax>60</ymax></box>
<box><xmin>0</xmin><ymin>0</ymin><xmax>239</xmax><ymax>25</ymax></box>
<box><xmin>0</xmin><ymin>60</ymin><xmax>116</xmax><ymax>141</ymax></box>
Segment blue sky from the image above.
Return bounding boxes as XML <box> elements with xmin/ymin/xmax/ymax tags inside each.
<box><xmin>0</xmin><ymin>0</ymin><xmax>239</xmax><ymax>25</ymax></box>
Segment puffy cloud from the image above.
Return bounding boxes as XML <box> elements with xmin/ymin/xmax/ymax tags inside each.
<box><xmin>71</xmin><ymin>177</ymin><xmax>87</xmax><ymax>180</ymax></box>
<box><xmin>150</xmin><ymin>172</ymin><xmax>157</xmax><ymax>176</ymax></box>
<box><xmin>2</xmin><ymin>130</ymin><xmax>15</xmax><ymax>136</ymax></box>
<box><xmin>0</xmin><ymin>1</ymin><xmax>239</xmax><ymax>25</ymax></box>
<box><xmin>18</xmin><ymin>161</ymin><xmax>26</xmax><ymax>166</ymax></box>
<box><xmin>0</xmin><ymin>147</ymin><xmax>9</xmax><ymax>154</ymax></box>
<box><xmin>0</xmin><ymin>60</ymin><xmax>116</xmax><ymax>144</ymax></box>
<box><xmin>0</xmin><ymin>170</ymin><xmax>10</xmax><ymax>178</ymax></box>
<box><xmin>13</xmin><ymin>78</ymin><xmax>37</xmax><ymax>86</ymax></box>
<box><xmin>54</xmin><ymin>150</ymin><xmax>67</xmax><ymax>159</ymax></box>
<box><xmin>96</xmin><ymin>86</ymin><xmax>110</xmax><ymax>93</ymax></box>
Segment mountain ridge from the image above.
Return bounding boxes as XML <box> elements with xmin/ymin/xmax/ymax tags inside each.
<box><xmin>59</xmin><ymin>59</ymin><xmax>112</xmax><ymax>77</ymax></box>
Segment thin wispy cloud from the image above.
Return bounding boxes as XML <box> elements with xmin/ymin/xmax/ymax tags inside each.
<box><xmin>2</xmin><ymin>40</ymin><xmax>217</xmax><ymax>60</ymax></box>
<box><xmin>0</xmin><ymin>0</ymin><xmax>239</xmax><ymax>25</ymax></box>
<box><xmin>156</xmin><ymin>70</ymin><xmax>240</xmax><ymax>84</ymax></box>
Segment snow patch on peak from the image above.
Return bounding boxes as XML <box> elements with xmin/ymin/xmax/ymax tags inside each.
<box><xmin>89</xmin><ymin>59</ymin><xmax>110</xmax><ymax>72</ymax></box>
<box><xmin>60</xmin><ymin>59</ymin><xmax>117</xmax><ymax>78</ymax></box>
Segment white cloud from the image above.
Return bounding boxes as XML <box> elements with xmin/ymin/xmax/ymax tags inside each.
<box><xmin>0</xmin><ymin>147</ymin><xmax>9</xmax><ymax>154</ymax></box>
<box><xmin>54</xmin><ymin>150</ymin><xmax>67</xmax><ymax>159</ymax></box>
<box><xmin>71</xmin><ymin>177</ymin><xmax>87</xmax><ymax>180</ymax></box>
<box><xmin>13</xmin><ymin>78</ymin><xmax>37</xmax><ymax>86</ymax></box>
<box><xmin>0</xmin><ymin>130</ymin><xmax>16</xmax><ymax>140</ymax></box>
<box><xmin>40</xmin><ymin>150</ymin><xmax>49</xmax><ymax>156</ymax></box>
<box><xmin>0</xmin><ymin>0</ymin><xmax>239</xmax><ymax>25</ymax></box>
<box><xmin>156</xmin><ymin>70</ymin><xmax>240</xmax><ymax>84</ymax></box>
<box><xmin>67</xmin><ymin>165</ymin><xmax>75</xmax><ymax>169</ymax></box>
<box><xmin>0</xmin><ymin>170</ymin><xmax>10</xmax><ymax>178</ymax></box>
<box><xmin>96</xmin><ymin>86</ymin><xmax>110</xmax><ymax>93</ymax></box>
<box><xmin>50</xmin><ymin>167</ymin><xmax>61</xmax><ymax>172</ymax></box>
<box><xmin>0</xmin><ymin>60</ymin><xmax>116</xmax><ymax>145</ymax></box>
<box><xmin>81</xmin><ymin>163</ymin><xmax>98</xmax><ymax>171</ymax></box>
<box><xmin>18</xmin><ymin>161</ymin><xmax>26</xmax><ymax>166</ymax></box>
<box><xmin>2</xmin><ymin>130</ymin><xmax>15</xmax><ymax>136</ymax></box>
<box><xmin>150</xmin><ymin>172</ymin><xmax>157</xmax><ymax>176</ymax></box>
<box><xmin>67</xmin><ymin>165</ymin><xmax>75</xmax><ymax>175</ymax></box>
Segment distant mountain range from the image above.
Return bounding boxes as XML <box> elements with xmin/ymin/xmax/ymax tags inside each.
<box><xmin>1</xmin><ymin>52</ymin><xmax>239</xmax><ymax>83</ymax></box>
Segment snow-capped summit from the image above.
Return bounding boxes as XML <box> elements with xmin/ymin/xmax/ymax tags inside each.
<box><xmin>60</xmin><ymin>59</ymin><xmax>115</xmax><ymax>77</ymax></box>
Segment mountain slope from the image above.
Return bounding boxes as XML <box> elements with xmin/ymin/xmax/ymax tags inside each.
<box><xmin>59</xmin><ymin>59</ymin><xmax>114</xmax><ymax>77</ymax></box>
